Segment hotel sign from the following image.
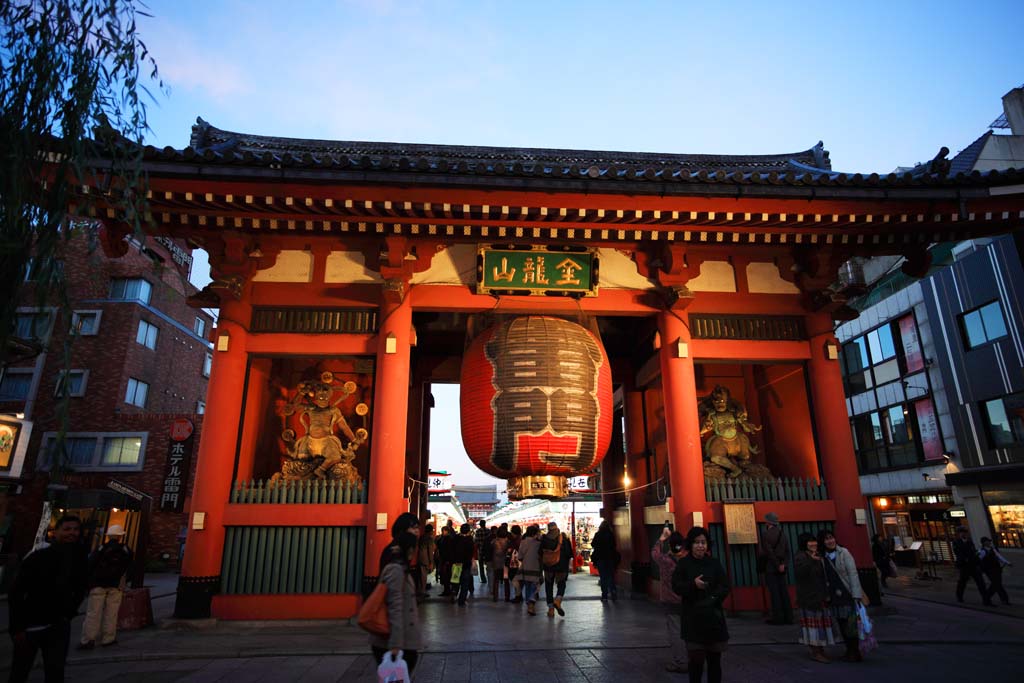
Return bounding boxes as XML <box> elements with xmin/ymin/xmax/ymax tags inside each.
<box><xmin>477</xmin><ymin>247</ymin><xmax>598</xmax><ymax>296</ymax></box>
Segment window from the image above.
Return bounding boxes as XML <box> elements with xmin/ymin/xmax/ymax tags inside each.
<box><xmin>196</xmin><ymin>400</ymin><xmax>205</xmax><ymax>415</ymax></box>
<box><xmin>41</xmin><ymin>432</ymin><xmax>147</xmax><ymax>471</ymax></box>
<box><xmin>194</xmin><ymin>317</ymin><xmax>207</xmax><ymax>338</ymax></box>
<box><xmin>55</xmin><ymin>370</ymin><xmax>88</xmax><ymax>398</ymax></box>
<box><xmin>982</xmin><ymin>392</ymin><xmax>1024</xmax><ymax>448</ymax></box>
<box><xmin>960</xmin><ymin>301</ymin><xmax>1009</xmax><ymax>349</ymax></box>
<box><xmin>71</xmin><ymin>310</ymin><xmax>101</xmax><ymax>336</ymax></box>
<box><xmin>202</xmin><ymin>353</ymin><xmax>212</xmax><ymax>377</ymax></box>
<box><xmin>988</xmin><ymin>505</ymin><xmax>1024</xmax><ymax>549</ymax></box>
<box><xmin>13</xmin><ymin>311</ymin><xmax>50</xmax><ymax>340</ymax></box>
<box><xmin>852</xmin><ymin>402</ymin><xmax>923</xmax><ymax>472</ymax></box>
<box><xmin>109</xmin><ymin>278</ymin><xmax>152</xmax><ymax>305</ymax></box>
<box><xmin>0</xmin><ymin>369</ymin><xmax>34</xmax><ymax>400</ymax></box>
<box><xmin>125</xmin><ymin>378</ymin><xmax>148</xmax><ymax>408</ymax></box>
<box><xmin>136</xmin><ymin>320</ymin><xmax>158</xmax><ymax>350</ymax></box>
<box><xmin>840</xmin><ymin>319</ymin><xmax>910</xmax><ymax>396</ymax></box>
<box><xmin>100</xmin><ymin>436</ymin><xmax>143</xmax><ymax>467</ymax></box>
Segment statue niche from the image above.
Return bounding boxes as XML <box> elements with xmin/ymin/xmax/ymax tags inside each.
<box><xmin>272</xmin><ymin>371</ymin><xmax>369</xmax><ymax>483</ymax></box>
<box><xmin>698</xmin><ymin>384</ymin><xmax>772</xmax><ymax>481</ymax></box>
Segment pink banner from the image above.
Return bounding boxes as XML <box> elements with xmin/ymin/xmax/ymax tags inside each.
<box><xmin>900</xmin><ymin>315</ymin><xmax>924</xmax><ymax>373</ymax></box>
<box><xmin>915</xmin><ymin>399</ymin><xmax>944</xmax><ymax>461</ymax></box>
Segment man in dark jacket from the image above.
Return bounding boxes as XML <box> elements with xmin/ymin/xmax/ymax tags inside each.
<box><xmin>540</xmin><ymin>522</ymin><xmax>573</xmax><ymax>618</ymax></box>
<box><xmin>757</xmin><ymin>512</ymin><xmax>793</xmax><ymax>624</ymax></box>
<box><xmin>78</xmin><ymin>524</ymin><xmax>133</xmax><ymax>649</ymax></box>
<box><xmin>453</xmin><ymin>523</ymin><xmax>477</xmax><ymax>606</ymax></box>
<box><xmin>8</xmin><ymin>514</ymin><xmax>89</xmax><ymax>683</ymax></box>
<box><xmin>952</xmin><ymin>526</ymin><xmax>992</xmax><ymax>605</ymax></box>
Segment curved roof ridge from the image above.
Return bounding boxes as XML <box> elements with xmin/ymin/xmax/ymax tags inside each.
<box><xmin>190</xmin><ymin>117</ymin><xmax>829</xmax><ymax>171</ymax></box>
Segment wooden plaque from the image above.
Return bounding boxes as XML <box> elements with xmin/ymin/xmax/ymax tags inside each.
<box><xmin>724</xmin><ymin>503</ymin><xmax>758</xmax><ymax>545</ymax></box>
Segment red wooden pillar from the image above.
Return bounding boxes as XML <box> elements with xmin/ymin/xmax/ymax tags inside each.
<box><xmin>175</xmin><ymin>305</ymin><xmax>248</xmax><ymax>618</ymax></box>
<box><xmin>658</xmin><ymin>310</ymin><xmax>707</xmax><ymax>531</ymax></box>
<box><xmin>806</xmin><ymin>327</ymin><xmax>871</xmax><ymax>564</ymax></box>
<box><xmin>364</xmin><ymin>289</ymin><xmax>413</xmax><ymax>576</ymax></box>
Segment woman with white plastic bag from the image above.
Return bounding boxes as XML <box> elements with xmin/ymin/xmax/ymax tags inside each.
<box><xmin>370</xmin><ymin>532</ymin><xmax>421</xmax><ymax>678</ymax></box>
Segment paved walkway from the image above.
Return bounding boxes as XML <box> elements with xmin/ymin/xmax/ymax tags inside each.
<box><xmin>3</xmin><ymin>572</ymin><xmax>1023</xmax><ymax>681</ymax></box>
<box><xmin>881</xmin><ymin>563</ymin><xmax>1023</xmax><ymax>618</ymax></box>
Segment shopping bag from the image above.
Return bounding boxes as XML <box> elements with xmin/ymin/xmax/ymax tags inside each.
<box><xmin>856</xmin><ymin>602</ymin><xmax>873</xmax><ymax>635</ymax></box>
<box><xmin>377</xmin><ymin>650</ymin><xmax>410</xmax><ymax>683</ymax></box>
<box><xmin>450</xmin><ymin>562</ymin><xmax>463</xmax><ymax>584</ymax></box>
<box><xmin>357</xmin><ymin>581</ymin><xmax>389</xmax><ymax>637</ymax></box>
<box><xmin>856</xmin><ymin>602</ymin><xmax>878</xmax><ymax>655</ymax></box>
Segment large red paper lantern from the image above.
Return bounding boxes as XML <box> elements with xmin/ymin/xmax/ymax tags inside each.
<box><xmin>460</xmin><ymin>316</ymin><xmax>612</xmax><ymax>498</ymax></box>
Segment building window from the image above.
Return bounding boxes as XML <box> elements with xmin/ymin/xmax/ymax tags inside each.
<box><xmin>42</xmin><ymin>433</ymin><xmax>146</xmax><ymax>471</ymax></box>
<box><xmin>109</xmin><ymin>278</ymin><xmax>152</xmax><ymax>305</ymax></box>
<box><xmin>0</xmin><ymin>369</ymin><xmax>34</xmax><ymax>401</ymax></box>
<box><xmin>982</xmin><ymin>392</ymin><xmax>1024</xmax><ymax>448</ymax></box>
<box><xmin>841</xmin><ymin>319</ymin><xmax>907</xmax><ymax>395</ymax></box>
<box><xmin>55</xmin><ymin>370</ymin><xmax>88</xmax><ymax>398</ymax></box>
<box><xmin>851</xmin><ymin>403</ymin><xmax>922</xmax><ymax>472</ymax></box>
<box><xmin>988</xmin><ymin>505</ymin><xmax>1024</xmax><ymax>549</ymax></box>
<box><xmin>960</xmin><ymin>301</ymin><xmax>1009</xmax><ymax>349</ymax></box>
<box><xmin>100</xmin><ymin>436</ymin><xmax>143</xmax><ymax>467</ymax></box>
<box><xmin>13</xmin><ymin>311</ymin><xmax>51</xmax><ymax>340</ymax></box>
<box><xmin>71</xmin><ymin>310</ymin><xmax>101</xmax><ymax>336</ymax></box>
<box><xmin>196</xmin><ymin>400</ymin><xmax>205</xmax><ymax>414</ymax></box>
<box><xmin>202</xmin><ymin>353</ymin><xmax>212</xmax><ymax>378</ymax></box>
<box><xmin>194</xmin><ymin>317</ymin><xmax>207</xmax><ymax>338</ymax></box>
<box><xmin>136</xmin><ymin>320</ymin><xmax>159</xmax><ymax>350</ymax></box>
<box><xmin>125</xmin><ymin>377</ymin><xmax>148</xmax><ymax>408</ymax></box>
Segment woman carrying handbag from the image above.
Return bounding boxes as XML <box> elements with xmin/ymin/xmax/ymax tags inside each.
<box><xmin>367</xmin><ymin>532</ymin><xmax>421</xmax><ymax>676</ymax></box>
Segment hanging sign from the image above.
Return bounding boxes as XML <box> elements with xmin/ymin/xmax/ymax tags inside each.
<box><xmin>723</xmin><ymin>503</ymin><xmax>758</xmax><ymax>545</ymax></box>
<box><xmin>915</xmin><ymin>399</ymin><xmax>944</xmax><ymax>461</ymax></box>
<box><xmin>108</xmin><ymin>479</ymin><xmax>147</xmax><ymax>502</ymax></box>
<box><xmin>568</xmin><ymin>475</ymin><xmax>597</xmax><ymax>493</ymax></box>
<box><xmin>160</xmin><ymin>418</ymin><xmax>195</xmax><ymax>512</ymax></box>
<box><xmin>428</xmin><ymin>471</ymin><xmax>452</xmax><ymax>494</ymax></box>
<box><xmin>899</xmin><ymin>315</ymin><xmax>925</xmax><ymax>373</ymax></box>
<box><xmin>477</xmin><ymin>246</ymin><xmax>598</xmax><ymax>296</ymax></box>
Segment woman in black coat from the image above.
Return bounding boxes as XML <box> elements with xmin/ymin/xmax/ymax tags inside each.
<box><xmin>590</xmin><ymin>520</ymin><xmax>619</xmax><ymax>600</ymax></box>
<box><xmin>671</xmin><ymin>526</ymin><xmax>730</xmax><ymax>683</ymax></box>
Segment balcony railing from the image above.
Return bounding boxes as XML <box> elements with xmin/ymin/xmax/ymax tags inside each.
<box><xmin>705</xmin><ymin>477</ymin><xmax>827</xmax><ymax>503</ymax></box>
<box><xmin>230</xmin><ymin>479</ymin><xmax>367</xmax><ymax>504</ymax></box>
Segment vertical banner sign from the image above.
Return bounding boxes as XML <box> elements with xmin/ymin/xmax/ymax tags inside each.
<box><xmin>899</xmin><ymin>315</ymin><xmax>924</xmax><ymax>374</ymax></box>
<box><xmin>915</xmin><ymin>399</ymin><xmax>944</xmax><ymax>461</ymax></box>
<box><xmin>160</xmin><ymin>418</ymin><xmax>195</xmax><ymax>512</ymax></box>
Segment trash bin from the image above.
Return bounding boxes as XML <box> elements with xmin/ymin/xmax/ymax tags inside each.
<box><xmin>631</xmin><ymin>560</ymin><xmax>650</xmax><ymax>597</ymax></box>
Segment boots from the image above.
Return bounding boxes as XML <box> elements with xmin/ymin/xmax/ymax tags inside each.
<box><xmin>842</xmin><ymin>640</ymin><xmax>863</xmax><ymax>662</ymax></box>
<box><xmin>547</xmin><ymin>605</ymin><xmax>555</xmax><ymax>618</ymax></box>
<box><xmin>809</xmin><ymin>646</ymin><xmax>830</xmax><ymax>664</ymax></box>
<box><xmin>527</xmin><ymin>601</ymin><xmax>537</xmax><ymax>616</ymax></box>
<box><xmin>553</xmin><ymin>597</ymin><xmax>565</xmax><ymax>616</ymax></box>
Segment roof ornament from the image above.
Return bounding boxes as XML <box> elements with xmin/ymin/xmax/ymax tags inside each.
<box><xmin>811</xmin><ymin>141</ymin><xmax>828</xmax><ymax>169</ymax></box>
<box><xmin>911</xmin><ymin>147</ymin><xmax>951</xmax><ymax>179</ymax></box>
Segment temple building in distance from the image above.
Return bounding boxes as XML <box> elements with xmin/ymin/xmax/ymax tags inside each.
<box><xmin>77</xmin><ymin>117</ymin><xmax>1023</xmax><ymax>619</ymax></box>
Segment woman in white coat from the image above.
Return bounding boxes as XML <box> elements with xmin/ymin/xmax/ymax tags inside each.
<box><xmin>817</xmin><ymin>529</ymin><xmax>866</xmax><ymax>662</ymax></box>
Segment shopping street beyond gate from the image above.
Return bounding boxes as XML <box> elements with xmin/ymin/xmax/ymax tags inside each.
<box><xmin>3</xmin><ymin>572</ymin><xmax>1024</xmax><ymax>682</ymax></box>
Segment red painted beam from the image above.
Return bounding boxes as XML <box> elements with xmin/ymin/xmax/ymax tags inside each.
<box><xmin>212</xmin><ymin>594</ymin><xmax>361</xmax><ymax>620</ymax></box>
<box><xmin>690</xmin><ymin>340</ymin><xmax>811</xmax><ymax>361</ymax></box>
<box><xmin>245</xmin><ymin>334</ymin><xmax>375</xmax><ymax>355</ymax></box>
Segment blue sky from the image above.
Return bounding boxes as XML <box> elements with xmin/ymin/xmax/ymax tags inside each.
<box><xmin>137</xmin><ymin>1</ymin><xmax>1024</xmax><ymax>487</ymax></box>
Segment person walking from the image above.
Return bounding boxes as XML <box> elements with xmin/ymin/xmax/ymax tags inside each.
<box><xmin>952</xmin><ymin>526</ymin><xmax>992</xmax><ymax>605</ymax></box>
<box><xmin>979</xmin><ymin>536</ymin><xmax>1012</xmax><ymax>606</ymax></box>
<box><xmin>8</xmin><ymin>514</ymin><xmax>90</xmax><ymax>683</ymax></box>
<box><xmin>652</xmin><ymin>526</ymin><xmax>688</xmax><ymax>674</ymax></box>
<box><xmin>417</xmin><ymin>523</ymin><xmax>436</xmax><ymax>600</ymax></box>
<box><xmin>590</xmin><ymin>520</ymin><xmax>619</xmax><ymax>601</ymax></box>
<box><xmin>818</xmin><ymin>530</ymin><xmax>866</xmax><ymax>662</ymax></box>
<box><xmin>507</xmin><ymin>525</ymin><xmax>523</xmax><ymax>602</ymax></box>
<box><xmin>490</xmin><ymin>527</ymin><xmax>510</xmax><ymax>602</ymax></box>
<box><xmin>540</xmin><ymin>521</ymin><xmax>573</xmax><ymax>618</ymax></box>
<box><xmin>474</xmin><ymin>520</ymin><xmax>490</xmax><ymax>585</ymax></box>
<box><xmin>78</xmin><ymin>525</ymin><xmax>132</xmax><ymax>650</ymax></box>
<box><xmin>378</xmin><ymin>512</ymin><xmax>420</xmax><ymax>573</ymax></box>
<box><xmin>369</xmin><ymin>532</ymin><xmax>421</xmax><ymax>676</ymax></box>
<box><xmin>517</xmin><ymin>525</ymin><xmax>543</xmax><ymax>615</ymax></box>
<box><xmin>794</xmin><ymin>532</ymin><xmax>835</xmax><ymax>663</ymax></box>
<box><xmin>453</xmin><ymin>523</ymin><xmax>477</xmax><ymax>606</ymax></box>
<box><xmin>436</xmin><ymin>525</ymin><xmax>454</xmax><ymax>597</ymax></box>
<box><xmin>871</xmin><ymin>534</ymin><xmax>894</xmax><ymax>588</ymax></box>
<box><xmin>757</xmin><ymin>512</ymin><xmax>792</xmax><ymax>625</ymax></box>
<box><xmin>671</xmin><ymin>526</ymin><xmax>729</xmax><ymax>683</ymax></box>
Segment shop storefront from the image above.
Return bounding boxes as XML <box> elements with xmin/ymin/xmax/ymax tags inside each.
<box><xmin>870</xmin><ymin>492</ymin><xmax>956</xmax><ymax>564</ymax></box>
<box><xmin>981</xmin><ymin>483</ymin><xmax>1024</xmax><ymax>549</ymax></box>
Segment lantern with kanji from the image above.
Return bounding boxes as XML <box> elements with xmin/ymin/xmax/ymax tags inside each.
<box><xmin>460</xmin><ymin>316</ymin><xmax>612</xmax><ymax>500</ymax></box>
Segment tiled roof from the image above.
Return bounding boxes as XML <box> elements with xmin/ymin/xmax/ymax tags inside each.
<box><xmin>948</xmin><ymin>131</ymin><xmax>993</xmax><ymax>176</ymax></box>
<box><xmin>130</xmin><ymin>117</ymin><xmax>1023</xmax><ymax>192</ymax></box>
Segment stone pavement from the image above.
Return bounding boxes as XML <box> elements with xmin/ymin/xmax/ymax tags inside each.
<box><xmin>882</xmin><ymin>562</ymin><xmax>1023</xmax><ymax>619</ymax></box>
<box><xmin>3</xmin><ymin>572</ymin><xmax>1024</xmax><ymax>681</ymax></box>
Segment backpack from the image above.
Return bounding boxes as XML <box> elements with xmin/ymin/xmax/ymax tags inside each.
<box><xmin>542</xmin><ymin>535</ymin><xmax>564</xmax><ymax>567</ymax></box>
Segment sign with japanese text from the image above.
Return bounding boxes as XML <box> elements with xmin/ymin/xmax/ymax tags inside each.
<box><xmin>428</xmin><ymin>471</ymin><xmax>452</xmax><ymax>494</ymax></box>
<box><xmin>477</xmin><ymin>247</ymin><xmax>598</xmax><ymax>296</ymax></box>
<box><xmin>915</xmin><ymin>398</ymin><xmax>944</xmax><ymax>461</ymax></box>
<box><xmin>568</xmin><ymin>475</ymin><xmax>597</xmax><ymax>493</ymax></box>
<box><xmin>899</xmin><ymin>315</ymin><xmax>924</xmax><ymax>373</ymax></box>
<box><xmin>160</xmin><ymin>418</ymin><xmax>195</xmax><ymax>512</ymax></box>
<box><xmin>723</xmin><ymin>503</ymin><xmax>758</xmax><ymax>544</ymax></box>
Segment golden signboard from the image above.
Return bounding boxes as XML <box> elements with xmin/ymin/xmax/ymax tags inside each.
<box><xmin>723</xmin><ymin>503</ymin><xmax>758</xmax><ymax>545</ymax></box>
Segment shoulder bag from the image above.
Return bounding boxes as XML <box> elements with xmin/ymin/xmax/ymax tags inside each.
<box><xmin>357</xmin><ymin>580</ymin><xmax>389</xmax><ymax>637</ymax></box>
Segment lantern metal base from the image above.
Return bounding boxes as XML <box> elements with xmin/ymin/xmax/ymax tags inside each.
<box><xmin>507</xmin><ymin>475</ymin><xmax>569</xmax><ymax>501</ymax></box>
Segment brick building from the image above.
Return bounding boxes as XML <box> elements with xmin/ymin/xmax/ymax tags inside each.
<box><xmin>0</xmin><ymin>225</ymin><xmax>212</xmax><ymax>571</ymax></box>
